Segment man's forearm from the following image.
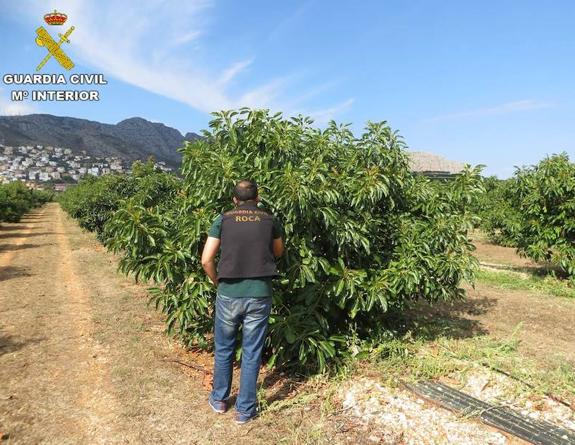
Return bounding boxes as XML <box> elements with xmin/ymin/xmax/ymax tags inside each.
<box><xmin>202</xmin><ymin>260</ymin><xmax>218</xmax><ymax>286</ymax></box>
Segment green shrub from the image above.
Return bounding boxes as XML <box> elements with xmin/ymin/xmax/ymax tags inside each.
<box><xmin>97</xmin><ymin>109</ymin><xmax>483</xmax><ymax>371</ymax></box>
<box><xmin>513</xmin><ymin>153</ymin><xmax>575</xmax><ymax>276</ymax></box>
<box><xmin>59</xmin><ymin>174</ymin><xmax>135</xmax><ymax>239</ymax></box>
<box><xmin>0</xmin><ymin>182</ymin><xmax>52</xmax><ymax>222</ymax></box>
<box><xmin>480</xmin><ymin>153</ymin><xmax>575</xmax><ymax>277</ymax></box>
<box><xmin>59</xmin><ymin>159</ymin><xmax>178</xmax><ymax>242</ymax></box>
<box><xmin>475</xmin><ymin>176</ymin><xmax>522</xmax><ymax>246</ymax></box>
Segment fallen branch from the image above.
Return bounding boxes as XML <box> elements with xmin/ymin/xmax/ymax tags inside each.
<box><xmin>435</xmin><ymin>342</ymin><xmax>573</xmax><ymax>410</ymax></box>
<box><xmin>479</xmin><ymin>362</ymin><xmax>572</xmax><ymax>410</ymax></box>
<box><xmin>164</xmin><ymin>359</ymin><xmax>213</xmax><ymax>375</ymax></box>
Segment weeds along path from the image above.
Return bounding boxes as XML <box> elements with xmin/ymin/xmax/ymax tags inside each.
<box><xmin>2</xmin><ymin>204</ymin><xmax>572</xmax><ymax>444</ymax></box>
<box><xmin>0</xmin><ymin>203</ymin><xmax>285</xmax><ymax>444</ymax></box>
<box><xmin>464</xmin><ymin>283</ymin><xmax>575</xmax><ymax>364</ymax></box>
<box><xmin>0</xmin><ymin>204</ymin><xmax>137</xmax><ymax>443</ymax></box>
<box><xmin>470</xmin><ymin>236</ymin><xmax>575</xmax><ymax>364</ymax></box>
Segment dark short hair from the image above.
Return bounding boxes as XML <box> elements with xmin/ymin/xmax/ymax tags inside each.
<box><xmin>233</xmin><ymin>180</ymin><xmax>258</xmax><ymax>201</ymax></box>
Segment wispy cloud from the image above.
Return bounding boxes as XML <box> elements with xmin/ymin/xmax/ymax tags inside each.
<box><xmin>26</xmin><ymin>0</ymin><xmax>232</xmax><ymax>112</ymax></box>
<box><xmin>13</xmin><ymin>0</ymin><xmax>350</xmax><ymax>120</ymax></box>
<box><xmin>283</xmin><ymin>80</ymin><xmax>341</xmax><ymax>110</ymax></box>
<box><xmin>268</xmin><ymin>1</ymin><xmax>315</xmax><ymax>43</ymax></box>
<box><xmin>171</xmin><ymin>30</ymin><xmax>202</xmax><ymax>46</ymax></box>
<box><xmin>307</xmin><ymin>98</ymin><xmax>355</xmax><ymax>125</ymax></box>
<box><xmin>427</xmin><ymin>100</ymin><xmax>554</xmax><ymax>122</ymax></box>
<box><xmin>219</xmin><ymin>59</ymin><xmax>254</xmax><ymax>86</ymax></box>
<box><xmin>0</xmin><ymin>89</ymin><xmax>37</xmax><ymax>115</ymax></box>
<box><xmin>238</xmin><ymin>76</ymin><xmax>295</xmax><ymax>109</ymax></box>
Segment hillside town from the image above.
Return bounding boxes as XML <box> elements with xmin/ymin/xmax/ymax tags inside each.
<box><xmin>0</xmin><ymin>144</ymin><xmax>173</xmax><ymax>189</ymax></box>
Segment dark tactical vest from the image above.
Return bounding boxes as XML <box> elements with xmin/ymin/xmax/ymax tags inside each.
<box><xmin>217</xmin><ymin>202</ymin><xmax>279</xmax><ymax>279</ymax></box>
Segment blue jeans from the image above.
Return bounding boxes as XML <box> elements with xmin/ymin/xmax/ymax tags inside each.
<box><xmin>210</xmin><ymin>294</ymin><xmax>272</xmax><ymax>417</ymax></box>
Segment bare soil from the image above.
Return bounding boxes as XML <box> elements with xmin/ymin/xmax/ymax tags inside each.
<box><xmin>471</xmin><ymin>236</ymin><xmax>535</xmax><ymax>269</ymax></box>
<box><xmin>0</xmin><ymin>204</ymin><xmax>324</xmax><ymax>444</ymax></box>
<box><xmin>406</xmin><ymin>230</ymin><xmax>575</xmax><ymax>366</ymax></box>
<box><xmin>1</xmin><ymin>205</ymin><xmax>573</xmax><ymax>444</ymax></box>
<box><xmin>463</xmin><ymin>283</ymin><xmax>575</xmax><ymax>364</ymax></box>
<box><xmin>465</xmin><ymin>234</ymin><xmax>575</xmax><ymax>365</ymax></box>
<box><xmin>413</xmin><ymin>280</ymin><xmax>575</xmax><ymax>367</ymax></box>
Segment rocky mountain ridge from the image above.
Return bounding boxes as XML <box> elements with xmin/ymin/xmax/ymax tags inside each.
<box><xmin>0</xmin><ymin>114</ymin><xmax>201</xmax><ymax>167</ymax></box>
<box><xmin>0</xmin><ymin>114</ymin><xmax>465</xmax><ymax>174</ymax></box>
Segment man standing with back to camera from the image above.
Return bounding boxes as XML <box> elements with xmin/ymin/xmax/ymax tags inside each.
<box><xmin>201</xmin><ymin>180</ymin><xmax>284</xmax><ymax>424</ymax></box>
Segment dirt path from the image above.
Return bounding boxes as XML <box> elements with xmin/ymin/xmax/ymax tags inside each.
<box><xmin>472</xmin><ymin>236</ymin><xmax>537</xmax><ymax>270</ymax></box>
<box><xmin>473</xmin><ymin>236</ymin><xmax>575</xmax><ymax>364</ymax></box>
<box><xmin>462</xmin><ymin>283</ymin><xmax>575</xmax><ymax>364</ymax></box>
<box><xmin>421</xmin><ymin>235</ymin><xmax>575</xmax><ymax>366</ymax></box>
<box><xmin>0</xmin><ymin>204</ymin><xmax>298</xmax><ymax>444</ymax></box>
<box><xmin>1</xmin><ymin>205</ymin><xmax>573</xmax><ymax>444</ymax></box>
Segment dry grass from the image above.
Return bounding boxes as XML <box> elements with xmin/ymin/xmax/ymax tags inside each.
<box><xmin>2</xmin><ymin>206</ymin><xmax>574</xmax><ymax>444</ymax></box>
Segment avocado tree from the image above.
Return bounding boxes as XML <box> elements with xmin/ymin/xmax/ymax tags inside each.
<box><xmin>512</xmin><ymin>153</ymin><xmax>575</xmax><ymax>277</ymax></box>
<box><xmin>98</xmin><ymin>109</ymin><xmax>483</xmax><ymax>371</ymax></box>
<box><xmin>474</xmin><ymin>176</ymin><xmax>522</xmax><ymax>246</ymax></box>
<box><xmin>59</xmin><ymin>159</ymin><xmax>179</xmax><ymax>242</ymax></box>
<box><xmin>0</xmin><ymin>182</ymin><xmax>52</xmax><ymax>222</ymax></box>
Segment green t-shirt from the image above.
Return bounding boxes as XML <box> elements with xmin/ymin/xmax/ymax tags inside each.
<box><xmin>208</xmin><ymin>213</ymin><xmax>283</xmax><ymax>298</ymax></box>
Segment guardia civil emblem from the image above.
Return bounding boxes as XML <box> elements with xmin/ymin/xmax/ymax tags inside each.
<box><xmin>35</xmin><ymin>10</ymin><xmax>75</xmax><ymax>72</ymax></box>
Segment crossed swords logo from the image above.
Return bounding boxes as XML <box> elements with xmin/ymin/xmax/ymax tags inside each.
<box><xmin>35</xmin><ymin>25</ymin><xmax>75</xmax><ymax>71</ymax></box>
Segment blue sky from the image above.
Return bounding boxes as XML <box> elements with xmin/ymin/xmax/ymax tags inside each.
<box><xmin>1</xmin><ymin>0</ymin><xmax>574</xmax><ymax>177</ymax></box>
